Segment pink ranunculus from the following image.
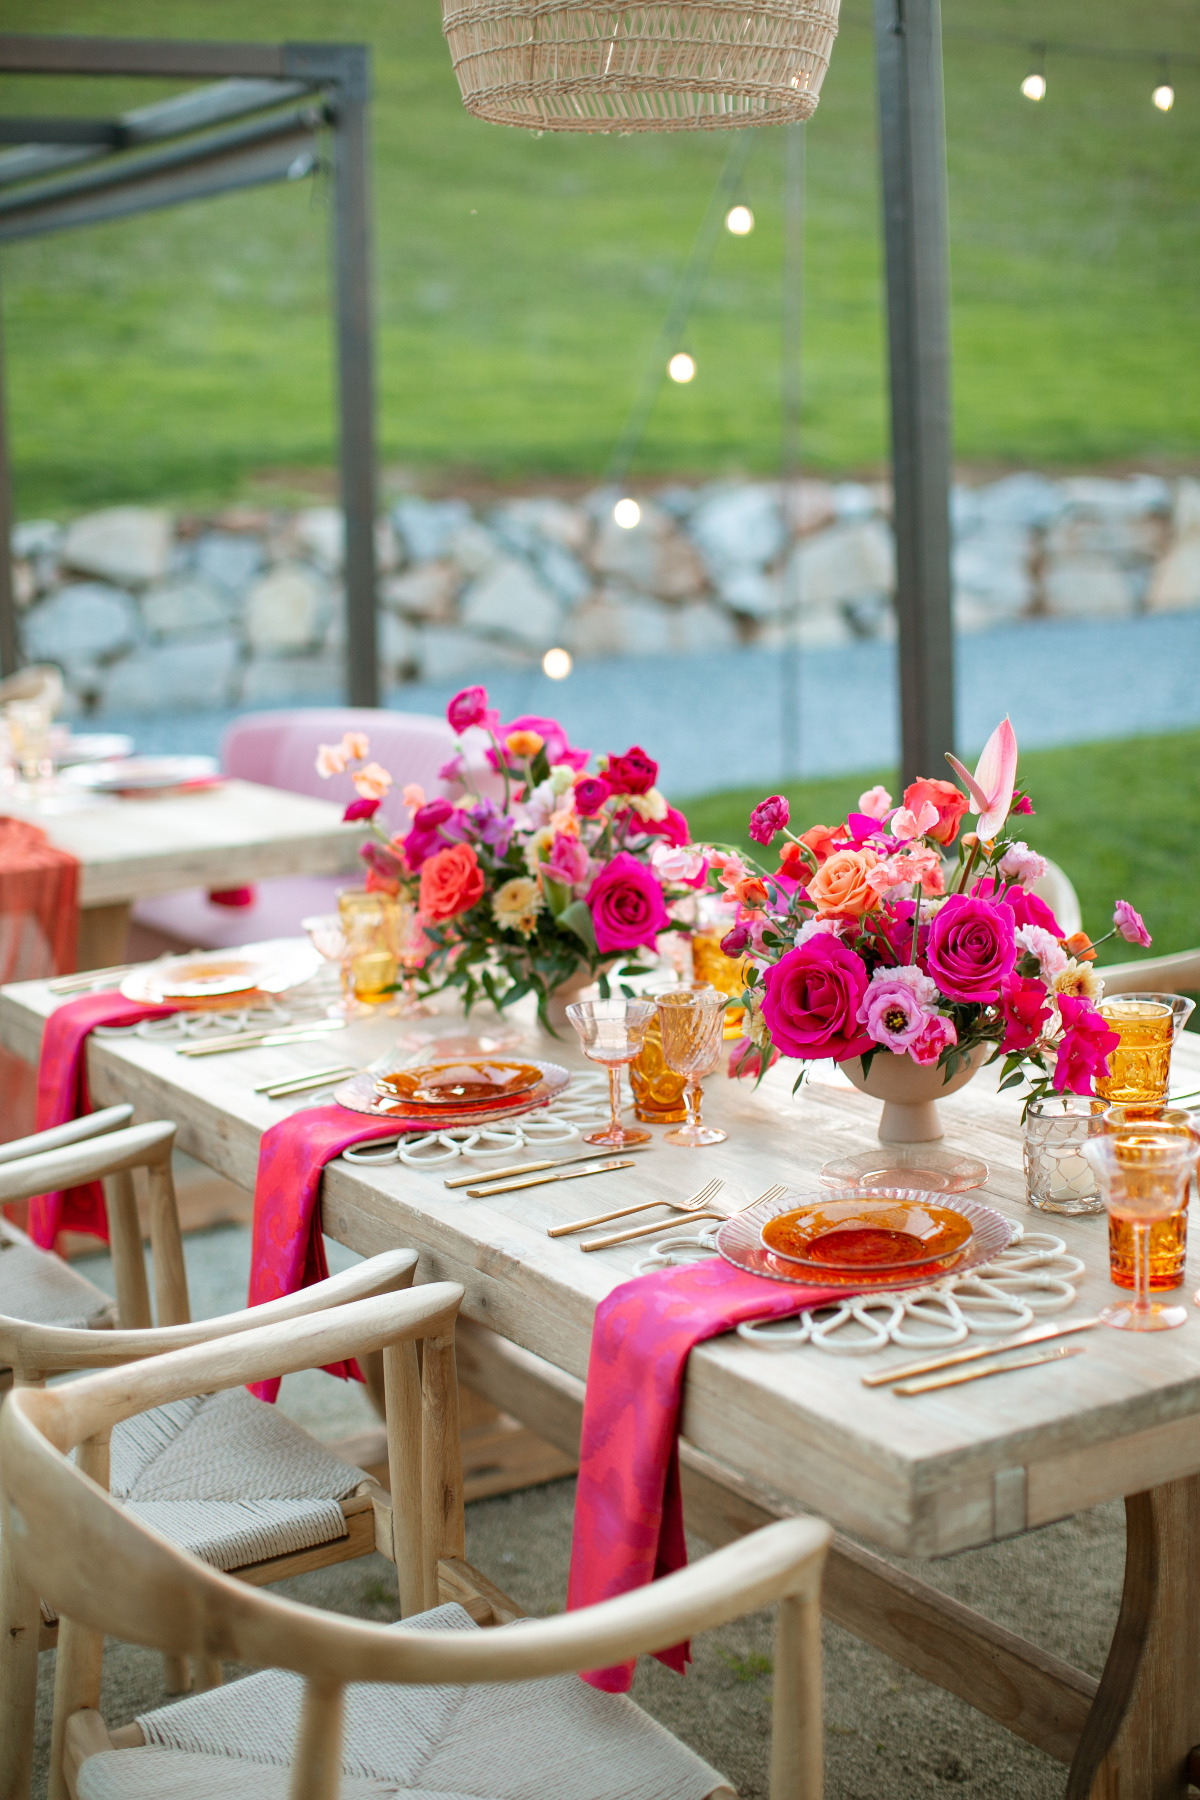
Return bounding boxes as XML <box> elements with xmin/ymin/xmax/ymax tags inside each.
<box><xmin>909</xmin><ymin>1013</ymin><xmax>957</xmax><ymax>1066</ymax></box>
<box><xmin>604</xmin><ymin>746</ymin><xmax>658</xmax><ymax>796</ymax></box>
<box><xmin>586</xmin><ymin>852</ymin><xmax>670</xmax><ymax>953</ymax></box>
<box><xmin>498</xmin><ymin>714</ymin><xmax>587</xmax><ymax>770</ymax></box>
<box><xmin>924</xmin><ymin>893</ymin><xmax>1017</xmax><ymax>1003</ymax></box>
<box><xmin>857</xmin><ymin>964</ymin><xmax>941</xmax><ymax>1054</ymax></box>
<box><xmin>447</xmin><ymin>686</ymin><xmax>497</xmax><ymax>734</ymax></box>
<box><xmin>749</xmin><ymin>795</ymin><xmax>789</xmax><ymax>846</ymax></box>
<box><xmin>1114</xmin><ymin>899</ymin><xmax>1152</xmax><ymax>948</ymax></box>
<box><xmin>1053</xmin><ymin>996</ymin><xmax>1122</xmax><ymax>1095</ymax></box>
<box><xmin>641</xmin><ymin>804</ymin><xmax>691</xmax><ymax>848</ymax></box>
<box><xmin>760</xmin><ymin>937</ymin><xmax>873</xmax><ymax>1063</ymax></box>
<box><xmin>546</xmin><ymin>833</ymin><xmax>590</xmax><ymax>888</ymax></box>
<box><xmin>1000</xmin><ymin>972</ymin><xmax>1052</xmax><ymax>1052</ymax></box>
<box><xmin>574</xmin><ymin>775</ymin><xmax>611</xmax><ymax>818</ymax></box>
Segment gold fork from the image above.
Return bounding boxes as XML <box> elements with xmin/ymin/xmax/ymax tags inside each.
<box><xmin>547</xmin><ymin>1177</ymin><xmax>724</xmax><ymax>1240</ymax></box>
<box><xmin>579</xmin><ymin>1182</ymin><xmax>789</xmax><ymax>1253</ymax></box>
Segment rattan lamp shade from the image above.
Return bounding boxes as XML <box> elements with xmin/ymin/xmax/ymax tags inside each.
<box><xmin>441</xmin><ymin>0</ymin><xmax>841</xmax><ymax>132</ymax></box>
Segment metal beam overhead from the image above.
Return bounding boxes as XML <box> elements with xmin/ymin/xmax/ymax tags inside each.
<box><xmin>874</xmin><ymin>0</ymin><xmax>956</xmax><ymax>782</ymax></box>
<box><xmin>0</xmin><ymin>36</ymin><xmax>380</xmax><ymax>706</ymax></box>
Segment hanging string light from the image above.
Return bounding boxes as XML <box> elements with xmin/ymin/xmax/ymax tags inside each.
<box><xmin>1153</xmin><ymin>59</ymin><xmax>1175</xmax><ymax>110</ymax></box>
<box><xmin>667</xmin><ymin>352</ymin><xmax>696</xmax><ymax>383</ymax></box>
<box><xmin>613</xmin><ymin>497</ymin><xmax>641</xmax><ymax>529</ymax></box>
<box><xmin>725</xmin><ymin>203</ymin><xmax>755</xmax><ymax>235</ymax></box>
<box><xmin>1021</xmin><ymin>45</ymin><xmax>1046</xmax><ymax>102</ymax></box>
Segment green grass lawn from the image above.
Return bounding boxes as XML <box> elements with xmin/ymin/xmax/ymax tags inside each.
<box><xmin>3</xmin><ymin>0</ymin><xmax>1199</xmax><ymax>514</ymax></box>
<box><xmin>685</xmin><ymin>729</ymin><xmax>1200</xmax><ymax>971</ymax></box>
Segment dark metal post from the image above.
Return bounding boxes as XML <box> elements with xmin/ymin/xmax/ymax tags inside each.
<box><xmin>0</xmin><ymin>266</ymin><xmax>16</xmax><ymax>678</ymax></box>
<box><xmin>874</xmin><ymin>0</ymin><xmax>955</xmax><ymax>783</ymax></box>
<box><xmin>305</xmin><ymin>45</ymin><xmax>379</xmax><ymax>709</ymax></box>
<box><xmin>779</xmin><ymin>121</ymin><xmax>805</xmax><ymax>781</ymax></box>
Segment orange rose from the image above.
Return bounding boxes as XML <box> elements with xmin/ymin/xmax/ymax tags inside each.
<box><xmin>904</xmin><ymin>778</ymin><xmax>969</xmax><ymax>846</ymax></box>
<box><xmin>797</xmin><ymin>823</ymin><xmax>843</xmax><ymax>865</ymax></box>
<box><xmin>734</xmin><ymin>875</ymin><xmax>770</xmax><ymax>909</ymax></box>
<box><xmin>809</xmin><ymin>847</ymin><xmax>880</xmax><ymax>916</ymax></box>
<box><xmin>1063</xmin><ymin>930</ymin><xmax>1097</xmax><ymax>964</ymax></box>
<box><xmin>419</xmin><ymin>843</ymin><xmax>485</xmax><ymax>922</ymax></box>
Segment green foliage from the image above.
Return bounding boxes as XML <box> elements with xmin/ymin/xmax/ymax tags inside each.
<box><xmin>718</xmin><ymin>1648</ymin><xmax>774</xmax><ymax>1683</ymax></box>
<box><xmin>3</xmin><ymin>0</ymin><xmax>1200</xmax><ymax>513</ymax></box>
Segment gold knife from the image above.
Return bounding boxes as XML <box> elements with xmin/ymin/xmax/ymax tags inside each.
<box><xmin>861</xmin><ymin>1316</ymin><xmax>1101</xmax><ymax>1388</ymax></box>
<box><xmin>444</xmin><ymin>1145</ymin><xmax>649</xmax><ymax>1189</ymax></box>
<box><xmin>464</xmin><ymin>1159</ymin><xmax>635</xmax><ymax>1199</ymax></box>
<box><xmin>892</xmin><ymin>1342</ymin><xmax>1086</xmax><ymax>1397</ymax></box>
<box><xmin>179</xmin><ymin>1023</ymin><xmax>348</xmax><ymax>1057</ymax></box>
<box><xmin>256</xmin><ymin>1066</ymin><xmax>358</xmax><ymax>1097</ymax></box>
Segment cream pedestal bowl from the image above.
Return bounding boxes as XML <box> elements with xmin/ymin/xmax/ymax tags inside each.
<box><xmin>841</xmin><ymin>1043</ymin><xmax>991</xmax><ymax>1142</ymax></box>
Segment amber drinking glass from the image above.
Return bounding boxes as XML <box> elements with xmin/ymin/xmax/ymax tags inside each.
<box><xmin>1094</xmin><ymin>994</ymin><xmax>1195</xmax><ymax>1111</ymax></box>
<box><xmin>629</xmin><ymin>1012</ymin><xmax>689</xmax><ymax>1123</ymax></box>
<box><xmin>1084</xmin><ymin>1128</ymin><xmax>1194</xmax><ymax>1330</ymax></box>
<box><xmin>565</xmin><ymin>999</ymin><xmax>656</xmax><ymax>1150</ymax></box>
<box><xmin>337</xmin><ymin>889</ymin><xmax>400</xmax><ymax>1007</ymax></box>
<box><xmin>1101</xmin><ymin>1106</ymin><xmax>1198</xmax><ymax>1290</ymax></box>
<box><xmin>656</xmin><ymin>987</ymin><xmax>729</xmax><ymax>1148</ymax></box>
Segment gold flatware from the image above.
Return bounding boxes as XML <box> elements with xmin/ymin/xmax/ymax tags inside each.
<box><xmin>892</xmin><ymin>1342</ymin><xmax>1086</xmax><ymax>1397</ymax></box>
<box><xmin>464</xmin><ymin>1159</ymin><xmax>635</xmax><ymax>1199</ymax></box>
<box><xmin>577</xmin><ymin>1181</ymin><xmax>788</xmax><ymax>1253</ymax></box>
<box><xmin>547</xmin><ymin>1176</ymin><xmax>725</xmax><ymax>1238</ymax></box>
<box><xmin>48</xmin><ymin>963</ymin><xmax>136</xmax><ymax>994</ymax></box>
<box><xmin>255</xmin><ymin>1066</ymin><xmax>358</xmax><ymax>1098</ymax></box>
<box><xmin>178</xmin><ymin>1021</ymin><xmax>348</xmax><ymax>1057</ymax></box>
<box><xmin>861</xmin><ymin>1316</ymin><xmax>1101</xmax><ymax>1388</ymax></box>
<box><xmin>444</xmin><ymin>1145</ymin><xmax>651</xmax><ymax>1190</ymax></box>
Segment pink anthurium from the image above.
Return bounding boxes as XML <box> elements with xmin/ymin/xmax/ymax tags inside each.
<box><xmin>945</xmin><ymin>717</ymin><xmax>1018</xmax><ymax>842</ymax></box>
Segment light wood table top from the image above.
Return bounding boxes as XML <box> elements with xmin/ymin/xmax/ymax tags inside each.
<box><xmin>5</xmin><ymin>970</ymin><xmax>1200</xmax><ymax>1562</ymax></box>
<box><xmin>0</xmin><ymin>779</ymin><xmax>363</xmax><ymax>907</ymax></box>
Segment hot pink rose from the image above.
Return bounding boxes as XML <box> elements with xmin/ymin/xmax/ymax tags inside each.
<box><xmin>574</xmin><ymin>775</ymin><xmax>611</xmax><ymax>818</ymax></box>
<box><xmin>586</xmin><ymin>852</ymin><xmax>670</xmax><ymax>953</ymax></box>
<box><xmin>447</xmin><ymin>686</ymin><xmax>498</xmax><ymax>734</ymax></box>
<box><xmin>973</xmin><ymin>877</ymin><xmax>1062</xmax><ymax>939</ymax></box>
<box><xmin>924</xmin><ymin>894</ymin><xmax>1016</xmax><ymax>1003</ymax></box>
<box><xmin>1053</xmin><ymin>996</ymin><xmax>1121</xmax><ymax>1095</ymax></box>
<box><xmin>640</xmin><ymin>805</ymin><xmax>690</xmax><ymax>848</ymax></box>
<box><xmin>604</xmin><ymin>746</ymin><xmax>658</xmax><ymax>795</ymax></box>
<box><xmin>760</xmin><ymin>937</ymin><xmax>873</xmax><ymax>1063</ymax></box>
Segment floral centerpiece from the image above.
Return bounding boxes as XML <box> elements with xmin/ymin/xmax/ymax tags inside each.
<box><xmin>316</xmin><ymin>688</ymin><xmax>705</xmax><ymax>1025</ymax></box>
<box><xmin>719</xmin><ymin>718</ymin><xmax>1149</xmax><ymax>1115</ymax></box>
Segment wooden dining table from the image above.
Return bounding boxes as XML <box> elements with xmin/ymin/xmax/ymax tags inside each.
<box><xmin>0</xmin><ymin>780</ymin><xmax>364</xmax><ymax>969</ymax></box>
<box><xmin>3</xmin><ymin>965</ymin><xmax>1200</xmax><ymax>1799</ymax></box>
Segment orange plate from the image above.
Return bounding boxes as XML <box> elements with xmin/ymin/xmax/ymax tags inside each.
<box><xmin>376</xmin><ymin>1060</ymin><xmax>544</xmax><ymax>1108</ymax></box>
<box><xmin>761</xmin><ymin>1196</ymin><xmax>974</xmax><ymax>1274</ymax></box>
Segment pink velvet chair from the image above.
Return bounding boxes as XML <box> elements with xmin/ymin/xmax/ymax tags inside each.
<box><xmin>132</xmin><ymin>709</ymin><xmax>474</xmax><ymax>952</ymax></box>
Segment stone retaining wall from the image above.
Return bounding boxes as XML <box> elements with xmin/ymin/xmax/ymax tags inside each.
<box><xmin>12</xmin><ymin>471</ymin><xmax>1200</xmax><ymax>713</ymax></box>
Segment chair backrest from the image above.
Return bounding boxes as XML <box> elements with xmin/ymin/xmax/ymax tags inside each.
<box><xmin>1101</xmin><ymin>946</ymin><xmax>1200</xmax><ymax>997</ymax></box>
<box><xmin>220</xmin><ymin>708</ymin><xmax>456</xmax><ymax>823</ymax></box>
<box><xmin>0</xmin><ymin>1103</ymin><xmax>133</xmax><ymax>1169</ymax></box>
<box><xmin>1030</xmin><ymin>857</ymin><xmax>1082</xmax><ymax>938</ymax></box>
<box><xmin>1</xmin><ymin>1291</ymin><xmax>828</xmax><ymax>1800</ymax></box>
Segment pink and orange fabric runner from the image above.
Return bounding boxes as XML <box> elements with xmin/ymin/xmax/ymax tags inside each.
<box><xmin>0</xmin><ymin>816</ymin><xmax>79</xmax><ymax>987</ymax></box>
<box><xmin>566</xmin><ymin>1257</ymin><xmax>839</xmax><ymax>1693</ymax></box>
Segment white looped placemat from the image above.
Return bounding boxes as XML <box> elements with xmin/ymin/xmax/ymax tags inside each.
<box><xmin>632</xmin><ymin>1225</ymin><xmax>1086</xmax><ymax>1356</ymax></box>
<box><xmin>341</xmin><ymin>1073</ymin><xmax>614</xmax><ymax>1167</ymax></box>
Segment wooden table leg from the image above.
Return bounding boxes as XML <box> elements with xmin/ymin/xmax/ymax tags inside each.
<box><xmin>76</xmin><ymin>902</ymin><xmax>131</xmax><ymax>972</ymax></box>
<box><xmin>1066</xmin><ymin>1475</ymin><xmax>1200</xmax><ymax>1799</ymax></box>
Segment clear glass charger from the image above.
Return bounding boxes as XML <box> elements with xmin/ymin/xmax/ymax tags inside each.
<box><xmin>819</xmin><ymin>1144</ymin><xmax>989</xmax><ymax>1194</ymax></box>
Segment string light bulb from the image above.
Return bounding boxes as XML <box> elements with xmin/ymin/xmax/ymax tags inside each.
<box><xmin>613</xmin><ymin>497</ymin><xmax>641</xmax><ymax>529</ymax></box>
<box><xmin>542</xmin><ymin>647</ymin><xmax>572</xmax><ymax>679</ymax></box>
<box><xmin>1021</xmin><ymin>70</ymin><xmax>1046</xmax><ymax>102</ymax></box>
<box><xmin>1153</xmin><ymin>81</ymin><xmax>1174</xmax><ymax>111</ymax></box>
<box><xmin>725</xmin><ymin>204</ymin><xmax>754</xmax><ymax>236</ymax></box>
<box><xmin>667</xmin><ymin>352</ymin><xmax>696</xmax><ymax>384</ymax></box>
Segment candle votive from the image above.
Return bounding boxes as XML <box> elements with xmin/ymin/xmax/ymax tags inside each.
<box><xmin>1023</xmin><ymin>1094</ymin><xmax>1104</xmax><ymax>1215</ymax></box>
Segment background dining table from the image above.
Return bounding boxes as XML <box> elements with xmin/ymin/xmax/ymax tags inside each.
<box><xmin>3</xmin><ymin>964</ymin><xmax>1200</xmax><ymax>1799</ymax></box>
<box><xmin>0</xmin><ymin>779</ymin><xmax>363</xmax><ymax>970</ymax></box>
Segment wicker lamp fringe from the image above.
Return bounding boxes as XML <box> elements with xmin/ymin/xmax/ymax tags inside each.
<box><xmin>442</xmin><ymin>0</ymin><xmax>842</xmax><ymax>132</ymax></box>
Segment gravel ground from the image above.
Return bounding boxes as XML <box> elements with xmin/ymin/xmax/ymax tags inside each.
<box><xmin>27</xmin><ymin>1225</ymin><xmax>1120</xmax><ymax>1798</ymax></box>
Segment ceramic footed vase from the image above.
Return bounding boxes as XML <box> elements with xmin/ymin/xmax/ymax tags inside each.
<box><xmin>841</xmin><ymin>1042</ymin><xmax>991</xmax><ymax>1142</ymax></box>
<box><xmin>541</xmin><ymin>964</ymin><xmax>616</xmax><ymax>1034</ymax></box>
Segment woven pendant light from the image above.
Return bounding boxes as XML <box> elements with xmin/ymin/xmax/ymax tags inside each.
<box><xmin>441</xmin><ymin>0</ymin><xmax>841</xmax><ymax>132</ymax></box>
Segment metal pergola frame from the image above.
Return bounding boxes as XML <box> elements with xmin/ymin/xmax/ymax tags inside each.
<box><xmin>0</xmin><ymin>33</ymin><xmax>380</xmax><ymax>706</ymax></box>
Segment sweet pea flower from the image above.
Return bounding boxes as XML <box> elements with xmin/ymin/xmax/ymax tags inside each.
<box><xmin>713</xmin><ymin>850</ymin><xmax>752</xmax><ymax>895</ymax></box>
<box><xmin>316</xmin><ymin>742</ymin><xmax>348</xmax><ymax>778</ymax></box>
<box><xmin>1015</xmin><ymin>923</ymin><xmax>1068</xmax><ymax>982</ymax></box>
<box><xmin>890</xmin><ymin>800</ymin><xmax>940</xmax><ymax>842</ymax></box>
<box><xmin>998</xmin><ymin>841</ymin><xmax>1047</xmax><ymax>885</ymax></box>
<box><xmin>1114</xmin><ymin>900</ymin><xmax>1152</xmax><ymax>948</ymax></box>
<box><xmin>865</xmin><ymin>845</ymin><xmax>944</xmax><ymax>900</ymax></box>
<box><xmin>749</xmin><ymin>795</ymin><xmax>790</xmax><ymax>846</ymax></box>
<box><xmin>401</xmin><ymin>783</ymin><xmax>427</xmax><ymax>812</ymax></box>
<box><xmin>858</xmin><ymin>785</ymin><xmax>893</xmax><ymax>821</ymax></box>
<box><xmin>1053</xmin><ymin>997</ymin><xmax>1121</xmax><ymax>1095</ymax></box>
<box><xmin>353</xmin><ymin>762</ymin><xmax>393</xmax><ymax>801</ymax></box>
<box><xmin>342</xmin><ymin>731</ymin><xmax>369</xmax><ymax>762</ymax></box>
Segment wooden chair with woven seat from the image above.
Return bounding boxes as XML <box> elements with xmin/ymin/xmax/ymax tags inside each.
<box><xmin>3</xmin><ymin>1290</ymin><xmax>830</xmax><ymax>1800</ymax></box>
<box><xmin>1101</xmin><ymin>946</ymin><xmax>1200</xmax><ymax>998</ymax></box>
<box><xmin>0</xmin><ymin>1124</ymin><xmax>446</xmax><ymax>1798</ymax></box>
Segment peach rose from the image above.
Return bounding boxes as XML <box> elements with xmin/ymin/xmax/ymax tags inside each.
<box><xmin>903</xmin><ymin>778</ymin><xmax>969</xmax><ymax>847</ymax></box>
<box><xmin>809</xmin><ymin>847</ymin><xmax>880</xmax><ymax>917</ymax></box>
<box><xmin>419</xmin><ymin>843</ymin><xmax>485</xmax><ymax>922</ymax></box>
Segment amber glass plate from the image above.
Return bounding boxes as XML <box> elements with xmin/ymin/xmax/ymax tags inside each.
<box><xmin>375</xmin><ymin>1060</ymin><xmax>545</xmax><ymax>1107</ymax></box>
<box><xmin>762</xmin><ymin>1196</ymin><xmax>973</xmax><ymax>1274</ymax></box>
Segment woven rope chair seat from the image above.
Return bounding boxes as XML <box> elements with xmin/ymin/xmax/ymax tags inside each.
<box><xmin>0</xmin><ymin>1229</ymin><xmax>114</xmax><ymax>1333</ymax></box>
<box><xmin>442</xmin><ymin>0</ymin><xmax>840</xmax><ymax>132</ymax></box>
<box><xmin>77</xmin><ymin>1605</ymin><xmax>726</xmax><ymax>1800</ymax></box>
